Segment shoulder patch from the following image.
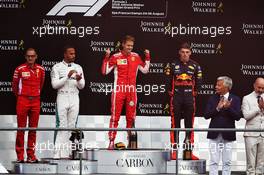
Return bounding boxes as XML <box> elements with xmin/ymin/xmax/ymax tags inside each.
<box><xmin>131</xmin><ymin>52</ymin><xmax>139</xmax><ymax>57</ymax></box>
<box><xmin>114</xmin><ymin>52</ymin><xmax>122</xmax><ymax>57</ymax></box>
<box><xmin>188</xmin><ymin>65</ymin><xmax>194</xmax><ymax>70</ymax></box>
<box><xmin>17</xmin><ymin>65</ymin><xmax>27</xmax><ymax>70</ymax></box>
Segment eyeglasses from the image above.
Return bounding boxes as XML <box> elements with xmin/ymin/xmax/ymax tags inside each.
<box><xmin>25</xmin><ymin>55</ymin><xmax>36</xmax><ymax>58</ymax></box>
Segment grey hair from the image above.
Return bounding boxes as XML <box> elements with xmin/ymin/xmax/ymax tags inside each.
<box><xmin>217</xmin><ymin>76</ymin><xmax>233</xmax><ymax>90</ymax></box>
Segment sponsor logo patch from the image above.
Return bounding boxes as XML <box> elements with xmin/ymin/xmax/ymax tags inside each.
<box><xmin>117</xmin><ymin>59</ymin><xmax>127</xmax><ymax>65</ymax></box>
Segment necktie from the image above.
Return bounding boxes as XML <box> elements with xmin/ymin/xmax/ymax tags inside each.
<box><xmin>257</xmin><ymin>95</ymin><xmax>261</xmax><ymax>103</ymax></box>
<box><xmin>68</xmin><ymin>64</ymin><xmax>71</xmax><ymax>67</ymax></box>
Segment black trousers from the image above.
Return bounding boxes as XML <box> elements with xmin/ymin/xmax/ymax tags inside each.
<box><xmin>170</xmin><ymin>87</ymin><xmax>195</xmax><ymax>143</ymax></box>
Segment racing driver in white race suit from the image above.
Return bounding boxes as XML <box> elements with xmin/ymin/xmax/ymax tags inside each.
<box><xmin>51</xmin><ymin>46</ymin><xmax>85</xmax><ymax>158</ymax></box>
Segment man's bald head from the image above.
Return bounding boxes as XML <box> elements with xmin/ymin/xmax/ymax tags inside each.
<box><xmin>254</xmin><ymin>77</ymin><xmax>264</xmax><ymax>95</ymax></box>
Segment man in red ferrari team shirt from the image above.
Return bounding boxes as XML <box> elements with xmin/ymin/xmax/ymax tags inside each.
<box><xmin>12</xmin><ymin>48</ymin><xmax>45</xmax><ymax>163</ymax></box>
<box><xmin>101</xmin><ymin>35</ymin><xmax>151</xmax><ymax>149</ymax></box>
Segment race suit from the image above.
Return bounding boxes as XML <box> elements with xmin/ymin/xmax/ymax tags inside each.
<box><xmin>12</xmin><ymin>63</ymin><xmax>45</xmax><ymax>160</ymax></box>
<box><xmin>101</xmin><ymin>51</ymin><xmax>150</xmax><ymax>141</ymax></box>
<box><xmin>51</xmin><ymin>60</ymin><xmax>85</xmax><ymax>158</ymax></box>
<box><xmin>169</xmin><ymin>59</ymin><xmax>202</xmax><ymax>145</ymax></box>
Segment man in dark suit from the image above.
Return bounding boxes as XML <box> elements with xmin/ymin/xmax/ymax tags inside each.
<box><xmin>204</xmin><ymin>76</ymin><xmax>242</xmax><ymax>175</ymax></box>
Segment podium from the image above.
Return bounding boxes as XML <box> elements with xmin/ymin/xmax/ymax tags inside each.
<box><xmin>12</xmin><ymin>149</ymin><xmax>206</xmax><ymax>174</ymax></box>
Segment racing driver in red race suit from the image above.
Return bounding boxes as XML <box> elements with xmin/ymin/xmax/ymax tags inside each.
<box><xmin>101</xmin><ymin>35</ymin><xmax>151</xmax><ymax>149</ymax></box>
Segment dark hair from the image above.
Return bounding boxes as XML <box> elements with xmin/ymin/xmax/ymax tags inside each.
<box><xmin>63</xmin><ymin>45</ymin><xmax>75</xmax><ymax>53</ymax></box>
<box><xmin>179</xmin><ymin>42</ymin><xmax>191</xmax><ymax>50</ymax></box>
<box><xmin>122</xmin><ymin>35</ymin><xmax>135</xmax><ymax>44</ymax></box>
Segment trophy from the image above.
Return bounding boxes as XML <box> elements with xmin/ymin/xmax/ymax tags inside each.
<box><xmin>183</xmin><ymin>136</ymin><xmax>192</xmax><ymax>160</ymax></box>
<box><xmin>114</xmin><ymin>142</ymin><xmax>126</xmax><ymax>150</ymax></box>
<box><xmin>69</xmin><ymin>130</ymin><xmax>84</xmax><ymax>159</ymax></box>
<box><xmin>127</xmin><ymin>122</ymin><xmax>138</xmax><ymax>149</ymax></box>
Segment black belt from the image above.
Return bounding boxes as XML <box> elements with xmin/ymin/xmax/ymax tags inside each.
<box><xmin>27</xmin><ymin>96</ymin><xmax>38</xmax><ymax>100</ymax></box>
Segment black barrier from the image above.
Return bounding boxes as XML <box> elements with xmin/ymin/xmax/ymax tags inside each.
<box><xmin>0</xmin><ymin>127</ymin><xmax>263</xmax><ymax>132</ymax></box>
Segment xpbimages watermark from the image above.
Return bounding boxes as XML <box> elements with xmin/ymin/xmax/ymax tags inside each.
<box><xmin>32</xmin><ymin>24</ymin><xmax>100</xmax><ymax>38</ymax></box>
<box><xmin>100</xmin><ymin>84</ymin><xmax>166</xmax><ymax>95</ymax></box>
<box><xmin>164</xmin><ymin>142</ymin><xmax>232</xmax><ymax>154</ymax></box>
<box><xmin>34</xmin><ymin>141</ymin><xmax>99</xmax><ymax>153</ymax></box>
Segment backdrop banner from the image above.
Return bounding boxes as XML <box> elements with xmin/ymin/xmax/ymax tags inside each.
<box><xmin>0</xmin><ymin>0</ymin><xmax>263</xmax><ymax>116</ymax></box>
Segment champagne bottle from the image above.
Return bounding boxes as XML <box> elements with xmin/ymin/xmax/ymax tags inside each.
<box><xmin>128</xmin><ymin>122</ymin><xmax>138</xmax><ymax>149</ymax></box>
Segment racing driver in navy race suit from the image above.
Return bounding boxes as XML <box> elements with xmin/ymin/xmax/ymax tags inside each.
<box><xmin>168</xmin><ymin>42</ymin><xmax>202</xmax><ymax>160</ymax></box>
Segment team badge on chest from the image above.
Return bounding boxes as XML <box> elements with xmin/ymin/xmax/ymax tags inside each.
<box><xmin>36</xmin><ymin>69</ymin><xmax>39</xmax><ymax>78</ymax></box>
<box><xmin>131</xmin><ymin>56</ymin><xmax>136</xmax><ymax>61</ymax></box>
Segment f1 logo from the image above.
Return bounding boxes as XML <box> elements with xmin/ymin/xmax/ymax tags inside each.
<box><xmin>47</xmin><ymin>0</ymin><xmax>109</xmax><ymax>16</ymax></box>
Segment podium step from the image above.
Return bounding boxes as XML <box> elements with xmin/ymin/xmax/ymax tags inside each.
<box><xmin>93</xmin><ymin>149</ymin><xmax>170</xmax><ymax>174</ymax></box>
<box><xmin>49</xmin><ymin>159</ymin><xmax>97</xmax><ymax>174</ymax></box>
<box><xmin>13</xmin><ymin>159</ymin><xmax>97</xmax><ymax>174</ymax></box>
<box><xmin>13</xmin><ymin>162</ymin><xmax>57</xmax><ymax>174</ymax></box>
<box><xmin>167</xmin><ymin>159</ymin><xmax>206</xmax><ymax>174</ymax></box>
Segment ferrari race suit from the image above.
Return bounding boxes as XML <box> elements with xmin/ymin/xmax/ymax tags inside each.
<box><xmin>169</xmin><ymin>59</ymin><xmax>202</xmax><ymax>146</ymax></box>
<box><xmin>101</xmin><ymin>51</ymin><xmax>150</xmax><ymax>142</ymax></box>
<box><xmin>51</xmin><ymin>60</ymin><xmax>85</xmax><ymax>158</ymax></box>
<box><xmin>12</xmin><ymin>63</ymin><xmax>45</xmax><ymax>161</ymax></box>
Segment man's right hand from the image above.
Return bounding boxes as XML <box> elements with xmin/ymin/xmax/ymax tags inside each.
<box><xmin>105</xmin><ymin>48</ymin><xmax>111</xmax><ymax>58</ymax></box>
<box><xmin>68</xmin><ymin>70</ymin><xmax>77</xmax><ymax>78</ymax></box>
<box><xmin>259</xmin><ymin>97</ymin><xmax>264</xmax><ymax>111</ymax></box>
<box><xmin>144</xmin><ymin>49</ymin><xmax>150</xmax><ymax>61</ymax></box>
<box><xmin>223</xmin><ymin>98</ymin><xmax>232</xmax><ymax>109</ymax></box>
